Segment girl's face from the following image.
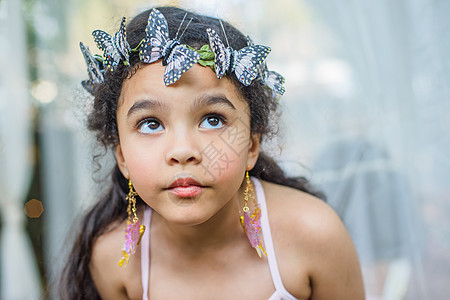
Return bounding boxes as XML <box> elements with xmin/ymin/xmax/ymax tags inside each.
<box><xmin>115</xmin><ymin>63</ymin><xmax>260</xmax><ymax>226</ymax></box>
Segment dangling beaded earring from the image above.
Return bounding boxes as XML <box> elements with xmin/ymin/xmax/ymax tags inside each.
<box><xmin>240</xmin><ymin>170</ymin><xmax>267</xmax><ymax>257</ymax></box>
<box><xmin>118</xmin><ymin>179</ymin><xmax>146</xmax><ymax>266</ymax></box>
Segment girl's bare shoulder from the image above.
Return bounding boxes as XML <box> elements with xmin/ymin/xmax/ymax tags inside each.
<box><xmin>90</xmin><ymin>219</ymin><xmax>143</xmax><ymax>299</ymax></box>
<box><xmin>261</xmin><ymin>180</ymin><xmax>365</xmax><ymax>299</ymax></box>
<box><xmin>261</xmin><ymin>179</ymin><xmax>340</xmax><ymax>240</ymax></box>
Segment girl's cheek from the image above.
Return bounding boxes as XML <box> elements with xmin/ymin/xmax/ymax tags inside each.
<box><xmin>199</xmin><ymin>120</ymin><xmax>251</xmax><ymax>182</ymax></box>
<box><xmin>199</xmin><ymin>139</ymin><xmax>248</xmax><ymax>183</ymax></box>
<box><xmin>125</xmin><ymin>145</ymin><xmax>162</xmax><ymax>181</ymax></box>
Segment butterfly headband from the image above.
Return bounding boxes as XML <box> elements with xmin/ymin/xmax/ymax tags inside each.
<box><xmin>80</xmin><ymin>8</ymin><xmax>285</xmax><ymax>95</ymax></box>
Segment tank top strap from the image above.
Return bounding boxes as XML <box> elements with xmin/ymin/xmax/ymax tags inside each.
<box><xmin>251</xmin><ymin>177</ymin><xmax>297</xmax><ymax>300</ymax></box>
<box><xmin>141</xmin><ymin>206</ymin><xmax>152</xmax><ymax>300</ymax></box>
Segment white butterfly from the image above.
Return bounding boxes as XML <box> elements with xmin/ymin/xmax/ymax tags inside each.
<box><xmin>207</xmin><ymin>28</ymin><xmax>271</xmax><ymax>86</ymax></box>
<box><xmin>247</xmin><ymin>36</ymin><xmax>285</xmax><ymax>95</ymax></box>
<box><xmin>92</xmin><ymin>17</ymin><xmax>130</xmax><ymax>72</ymax></box>
<box><xmin>139</xmin><ymin>8</ymin><xmax>200</xmax><ymax>86</ymax></box>
<box><xmin>79</xmin><ymin>42</ymin><xmax>104</xmax><ymax>94</ymax></box>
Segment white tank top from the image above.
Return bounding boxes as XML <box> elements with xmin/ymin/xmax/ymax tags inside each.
<box><xmin>140</xmin><ymin>177</ymin><xmax>298</xmax><ymax>300</ymax></box>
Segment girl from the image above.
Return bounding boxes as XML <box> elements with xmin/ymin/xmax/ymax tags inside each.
<box><xmin>60</xmin><ymin>6</ymin><xmax>365</xmax><ymax>299</ymax></box>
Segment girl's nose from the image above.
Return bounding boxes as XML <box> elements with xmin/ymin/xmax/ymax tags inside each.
<box><xmin>165</xmin><ymin>132</ymin><xmax>202</xmax><ymax>166</ymax></box>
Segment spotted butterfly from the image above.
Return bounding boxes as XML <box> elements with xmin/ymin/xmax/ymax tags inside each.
<box><xmin>205</xmin><ymin>28</ymin><xmax>230</xmax><ymax>79</ymax></box>
<box><xmin>262</xmin><ymin>70</ymin><xmax>285</xmax><ymax>95</ymax></box>
<box><xmin>79</xmin><ymin>42</ymin><xmax>104</xmax><ymax>94</ymax></box>
<box><xmin>139</xmin><ymin>8</ymin><xmax>200</xmax><ymax>86</ymax></box>
<box><xmin>246</xmin><ymin>36</ymin><xmax>285</xmax><ymax>95</ymax></box>
<box><xmin>206</xmin><ymin>28</ymin><xmax>271</xmax><ymax>86</ymax></box>
<box><xmin>92</xmin><ymin>17</ymin><xmax>130</xmax><ymax>72</ymax></box>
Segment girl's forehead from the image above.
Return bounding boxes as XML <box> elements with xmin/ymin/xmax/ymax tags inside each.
<box><xmin>118</xmin><ymin>63</ymin><xmax>245</xmax><ymax>110</ymax></box>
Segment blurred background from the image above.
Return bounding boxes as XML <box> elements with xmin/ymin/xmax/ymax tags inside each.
<box><xmin>0</xmin><ymin>0</ymin><xmax>449</xmax><ymax>299</ymax></box>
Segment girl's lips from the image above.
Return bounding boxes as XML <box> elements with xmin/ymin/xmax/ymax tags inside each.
<box><xmin>168</xmin><ymin>177</ymin><xmax>203</xmax><ymax>189</ymax></box>
<box><xmin>169</xmin><ymin>186</ymin><xmax>204</xmax><ymax>197</ymax></box>
<box><xmin>166</xmin><ymin>176</ymin><xmax>206</xmax><ymax>198</ymax></box>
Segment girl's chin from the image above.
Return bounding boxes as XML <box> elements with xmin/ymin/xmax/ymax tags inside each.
<box><xmin>158</xmin><ymin>202</ymin><xmax>222</xmax><ymax>227</ymax></box>
<box><xmin>166</xmin><ymin>190</ymin><xmax>203</xmax><ymax>207</ymax></box>
<box><xmin>162</xmin><ymin>212</ymin><xmax>213</xmax><ymax>227</ymax></box>
<box><xmin>144</xmin><ymin>188</ymin><xmax>234</xmax><ymax>226</ymax></box>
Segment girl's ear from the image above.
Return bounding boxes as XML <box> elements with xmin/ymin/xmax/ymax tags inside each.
<box><xmin>116</xmin><ymin>145</ymin><xmax>129</xmax><ymax>179</ymax></box>
<box><xmin>247</xmin><ymin>133</ymin><xmax>260</xmax><ymax>169</ymax></box>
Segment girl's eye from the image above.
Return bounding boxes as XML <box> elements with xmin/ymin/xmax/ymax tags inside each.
<box><xmin>200</xmin><ymin>115</ymin><xmax>225</xmax><ymax>129</ymax></box>
<box><xmin>137</xmin><ymin>118</ymin><xmax>164</xmax><ymax>134</ymax></box>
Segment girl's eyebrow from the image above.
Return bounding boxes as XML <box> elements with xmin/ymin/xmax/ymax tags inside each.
<box><xmin>127</xmin><ymin>94</ymin><xmax>236</xmax><ymax>118</ymax></box>
<box><xmin>127</xmin><ymin>98</ymin><xmax>169</xmax><ymax>117</ymax></box>
<box><xmin>192</xmin><ymin>94</ymin><xmax>236</xmax><ymax>111</ymax></box>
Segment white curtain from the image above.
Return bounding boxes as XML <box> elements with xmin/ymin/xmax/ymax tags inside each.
<box><xmin>0</xmin><ymin>0</ymin><xmax>42</xmax><ymax>299</ymax></box>
<box><xmin>254</xmin><ymin>0</ymin><xmax>448</xmax><ymax>299</ymax></box>
<box><xmin>303</xmin><ymin>1</ymin><xmax>449</xmax><ymax>298</ymax></box>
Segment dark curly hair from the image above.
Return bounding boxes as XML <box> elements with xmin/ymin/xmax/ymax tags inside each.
<box><xmin>59</xmin><ymin>6</ymin><xmax>324</xmax><ymax>299</ymax></box>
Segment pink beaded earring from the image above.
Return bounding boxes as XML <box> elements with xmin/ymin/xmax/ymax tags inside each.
<box><xmin>240</xmin><ymin>170</ymin><xmax>267</xmax><ymax>257</ymax></box>
<box><xmin>118</xmin><ymin>179</ymin><xmax>146</xmax><ymax>266</ymax></box>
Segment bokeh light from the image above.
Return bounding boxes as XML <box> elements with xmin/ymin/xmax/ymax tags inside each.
<box><xmin>24</xmin><ymin>199</ymin><xmax>44</xmax><ymax>218</ymax></box>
